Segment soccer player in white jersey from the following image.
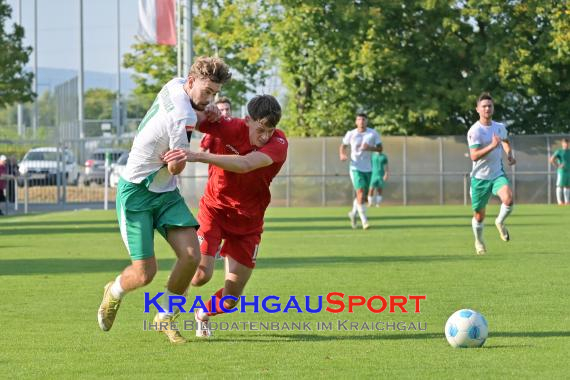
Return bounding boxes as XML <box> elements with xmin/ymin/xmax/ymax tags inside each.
<box><xmin>97</xmin><ymin>56</ymin><xmax>231</xmax><ymax>344</ymax></box>
<box><xmin>467</xmin><ymin>93</ymin><xmax>516</xmax><ymax>255</ymax></box>
<box><xmin>339</xmin><ymin>113</ymin><xmax>382</xmax><ymax>230</ymax></box>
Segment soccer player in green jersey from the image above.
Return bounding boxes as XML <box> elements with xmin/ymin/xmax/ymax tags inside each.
<box><xmin>466</xmin><ymin>93</ymin><xmax>516</xmax><ymax>255</ymax></box>
<box><xmin>368</xmin><ymin>145</ymin><xmax>389</xmax><ymax>207</ymax></box>
<box><xmin>550</xmin><ymin>138</ymin><xmax>570</xmax><ymax>205</ymax></box>
<box><xmin>97</xmin><ymin>57</ymin><xmax>231</xmax><ymax>344</ymax></box>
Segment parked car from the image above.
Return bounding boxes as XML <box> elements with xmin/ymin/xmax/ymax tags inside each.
<box><xmin>109</xmin><ymin>152</ymin><xmax>129</xmax><ymax>188</ymax></box>
<box><xmin>18</xmin><ymin>147</ymin><xmax>79</xmax><ymax>186</ymax></box>
<box><xmin>83</xmin><ymin>148</ymin><xmax>128</xmax><ymax>186</ymax></box>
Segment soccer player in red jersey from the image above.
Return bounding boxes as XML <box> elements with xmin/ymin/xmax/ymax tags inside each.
<box><xmin>162</xmin><ymin>94</ymin><xmax>287</xmax><ymax>337</ymax></box>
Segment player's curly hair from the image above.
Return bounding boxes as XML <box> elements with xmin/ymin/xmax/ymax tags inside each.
<box><xmin>477</xmin><ymin>92</ymin><xmax>493</xmax><ymax>104</ymax></box>
<box><xmin>189</xmin><ymin>56</ymin><xmax>232</xmax><ymax>84</ymax></box>
<box><xmin>247</xmin><ymin>95</ymin><xmax>282</xmax><ymax>129</ymax></box>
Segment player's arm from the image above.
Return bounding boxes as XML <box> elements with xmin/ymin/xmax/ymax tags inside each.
<box><xmin>339</xmin><ymin>144</ymin><xmax>348</xmax><ymax>161</ymax></box>
<box><xmin>194</xmin><ymin>151</ymin><xmax>273</xmax><ymax>173</ymax></box>
<box><xmin>549</xmin><ymin>153</ymin><xmax>561</xmax><ymax>168</ymax></box>
<box><xmin>501</xmin><ymin>139</ymin><xmax>516</xmax><ymax>166</ymax></box>
<box><xmin>384</xmin><ymin>163</ymin><xmax>390</xmax><ymax>181</ymax></box>
<box><xmin>469</xmin><ymin>134</ymin><xmax>501</xmax><ymax>161</ymax></box>
<box><xmin>162</xmin><ymin>149</ymin><xmax>273</xmax><ymax>174</ymax></box>
<box><xmin>363</xmin><ymin>143</ymin><xmax>383</xmax><ymax>152</ymax></box>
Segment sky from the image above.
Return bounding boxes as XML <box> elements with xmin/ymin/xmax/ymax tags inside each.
<box><xmin>6</xmin><ymin>0</ymin><xmax>141</xmax><ymax>74</ymax></box>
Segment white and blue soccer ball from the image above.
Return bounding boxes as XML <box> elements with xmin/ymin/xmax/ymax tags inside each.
<box><xmin>445</xmin><ymin>309</ymin><xmax>488</xmax><ymax>348</ymax></box>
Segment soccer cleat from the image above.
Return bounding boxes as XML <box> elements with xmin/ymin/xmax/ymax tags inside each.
<box><xmin>475</xmin><ymin>240</ymin><xmax>486</xmax><ymax>255</ymax></box>
<box><xmin>153</xmin><ymin>312</ymin><xmax>187</xmax><ymax>344</ymax></box>
<box><xmin>98</xmin><ymin>281</ymin><xmax>122</xmax><ymax>331</ymax></box>
<box><xmin>362</xmin><ymin>222</ymin><xmax>370</xmax><ymax>230</ymax></box>
<box><xmin>348</xmin><ymin>211</ymin><xmax>358</xmax><ymax>229</ymax></box>
<box><xmin>495</xmin><ymin>220</ymin><xmax>510</xmax><ymax>242</ymax></box>
<box><xmin>194</xmin><ymin>309</ymin><xmax>212</xmax><ymax>338</ymax></box>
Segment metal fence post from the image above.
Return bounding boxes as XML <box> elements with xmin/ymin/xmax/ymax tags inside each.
<box><xmin>546</xmin><ymin>135</ymin><xmax>551</xmax><ymax>205</ymax></box>
<box><xmin>286</xmin><ymin>146</ymin><xmax>291</xmax><ymax>207</ymax></box>
<box><xmin>439</xmin><ymin>137</ymin><xmax>444</xmax><ymax>205</ymax></box>
<box><xmin>322</xmin><ymin>138</ymin><xmax>326</xmax><ymax>206</ymax></box>
<box><xmin>403</xmin><ymin>136</ymin><xmax>407</xmax><ymax>206</ymax></box>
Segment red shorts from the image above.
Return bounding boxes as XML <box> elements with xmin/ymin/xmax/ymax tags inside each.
<box><xmin>197</xmin><ymin>206</ymin><xmax>261</xmax><ymax>268</ymax></box>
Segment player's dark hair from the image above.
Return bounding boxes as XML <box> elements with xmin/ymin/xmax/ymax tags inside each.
<box><xmin>356</xmin><ymin>113</ymin><xmax>368</xmax><ymax>119</ymax></box>
<box><xmin>477</xmin><ymin>92</ymin><xmax>493</xmax><ymax>105</ymax></box>
<box><xmin>247</xmin><ymin>95</ymin><xmax>282</xmax><ymax>128</ymax></box>
<box><xmin>215</xmin><ymin>96</ymin><xmax>232</xmax><ymax>108</ymax></box>
<box><xmin>189</xmin><ymin>56</ymin><xmax>232</xmax><ymax>84</ymax></box>
<box><xmin>562</xmin><ymin>138</ymin><xmax>569</xmax><ymax>143</ymax></box>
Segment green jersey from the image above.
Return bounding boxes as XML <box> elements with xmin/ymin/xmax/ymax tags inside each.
<box><xmin>553</xmin><ymin>148</ymin><xmax>570</xmax><ymax>173</ymax></box>
<box><xmin>372</xmin><ymin>153</ymin><xmax>388</xmax><ymax>177</ymax></box>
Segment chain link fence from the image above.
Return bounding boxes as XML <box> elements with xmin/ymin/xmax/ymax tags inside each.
<box><xmin>0</xmin><ymin>134</ymin><xmax>567</xmax><ymax>215</ymax></box>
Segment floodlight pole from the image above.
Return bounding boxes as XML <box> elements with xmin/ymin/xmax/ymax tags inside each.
<box><xmin>32</xmin><ymin>0</ymin><xmax>38</xmax><ymax>138</ymax></box>
<box><xmin>17</xmin><ymin>0</ymin><xmax>24</xmax><ymax>137</ymax></box>
<box><xmin>78</xmin><ymin>0</ymin><xmax>85</xmax><ymax>139</ymax></box>
<box><xmin>183</xmin><ymin>0</ymin><xmax>193</xmax><ymax>75</ymax></box>
<box><xmin>116</xmin><ymin>0</ymin><xmax>122</xmax><ymax>137</ymax></box>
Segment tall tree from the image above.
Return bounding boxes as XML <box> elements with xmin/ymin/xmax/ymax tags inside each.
<box><xmin>123</xmin><ymin>0</ymin><xmax>272</xmax><ymax>117</ymax></box>
<box><xmin>0</xmin><ymin>0</ymin><xmax>34</xmax><ymax>107</ymax></box>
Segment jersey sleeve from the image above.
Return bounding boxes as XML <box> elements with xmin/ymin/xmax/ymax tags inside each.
<box><xmin>342</xmin><ymin>131</ymin><xmax>351</xmax><ymax>145</ymax></box>
<box><xmin>498</xmin><ymin>124</ymin><xmax>508</xmax><ymax>141</ymax></box>
<box><xmin>259</xmin><ymin>133</ymin><xmax>288</xmax><ymax>164</ymax></box>
<box><xmin>198</xmin><ymin>117</ymin><xmax>243</xmax><ymax>141</ymax></box>
<box><xmin>467</xmin><ymin>129</ymin><xmax>481</xmax><ymax>148</ymax></box>
<box><xmin>200</xmin><ymin>134</ymin><xmax>213</xmax><ymax>150</ymax></box>
<box><xmin>374</xmin><ymin>130</ymin><xmax>382</xmax><ymax>145</ymax></box>
<box><xmin>169</xmin><ymin>119</ymin><xmax>190</xmax><ymax>150</ymax></box>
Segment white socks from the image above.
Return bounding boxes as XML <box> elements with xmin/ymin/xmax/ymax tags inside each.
<box><xmin>351</xmin><ymin>199</ymin><xmax>359</xmax><ymax>215</ymax></box>
<box><xmin>159</xmin><ymin>289</ymin><xmax>184</xmax><ymax>319</ymax></box>
<box><xmin>472</xmin><ymin>217</ymin><xmax>484</xmax><ymax>243</ymax></box>
<box><xmin>367</xmin><ymin>196</ymin><xmax>373</xmax><ymax>206</ymax></box>
<box><xmin>356</xmin><ymin>203</ymin><xmax>368</xmax><ymax>224</ymax></box>
<box><xmin>375</xmin><ymin>195</ymin><xmax>383</xmax><ymax>205</ymax></box>
<box><xmin>556</xmin><ymin>187</ymin><xmax>563</xmax><ymax>205</ymax></box>
<box><xmin>496</xmin><ymin>203</ymin><xmax>513</xmax><ymax>225</ymax></box>
<box><xmin>110</xmin><ymin>275</ymin><xmax>126</xmax><ymax>299</ymax></box>
<box><xmin>564</xmin><ymin>188</ymin><xmax>570</xmax><ymax>204</ymax></box>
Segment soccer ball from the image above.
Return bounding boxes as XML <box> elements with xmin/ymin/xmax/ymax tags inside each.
<box><xmin>445</xmin><ymin>309</ymin><xmax>488</xmax><ymax>348</ymax></box>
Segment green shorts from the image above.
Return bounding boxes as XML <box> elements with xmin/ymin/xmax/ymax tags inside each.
<box><xmin>350</xmin><ymin>169</ymin><xmax>372</xmax><ymax>192</ymax></box>
<box><xmin>370</xmin><ymin>175</ymin><xmax>385</xmax><ymax>189</ymax></box>
<box><xmin>116</xmin><ymin>178</ymin><xmax>199</xmax><ymax>261</ymax></box>
<box><xmin>470</xmin><ymin>175</ymin><xmax>510</xmax><ymax>211</ymax></box>
<box><xmin>556</xmin><ymin>170</ymin><xmax>570</xmax><ymax>187</ymax></box>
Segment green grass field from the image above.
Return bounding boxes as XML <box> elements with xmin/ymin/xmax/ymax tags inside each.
<box><xmin>1</xmin><ymin>205</ymin><xmax>569</xmax><ymax>378</ymax></box>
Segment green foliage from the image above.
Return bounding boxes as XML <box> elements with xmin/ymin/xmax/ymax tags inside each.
<box><xmin>271</xmin><ymin>1</ymin><xmax>570</xmax><ymax>136</ymax></box>
<box><xmin>123</xmin><ymin>0</ymin><xmax>272</xmax><ymax>117</ymax></box>
<box><xmin>84</xmin><ymin>88</ymin><xmax>116</xmax><ymax>120</ymax></box>
<box><xmin>0</xmin><ymin>0</ymin><xmax>34</xmax><ymax>107</ymax></box>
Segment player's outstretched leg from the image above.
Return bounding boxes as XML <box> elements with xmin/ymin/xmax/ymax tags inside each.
<box><xmin>348</xmin><ymin>198</ymin><xmax>358</xmax><ymax>229</ymax></box>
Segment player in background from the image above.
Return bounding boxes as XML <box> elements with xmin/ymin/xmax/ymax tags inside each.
<box><xmin>199</xmin><ymin>97</ymin><xmax>232</xmax><ymax>153</ymax></box>
<box><xmin>339</xmin><ymin>113</ymin><xmax>382</xmax><ymax>229</ymax></box>
<box><xmin>467</xmin><ymin>93</ymin><xmax>516</xmax><ymax>255</ymax></box>
<box><xmin>368</xmin><ymin>145</ymin><xmax>390</xmax><ymax>207</ymax></box>
<box><xmin>161</xmin><ymin>94</ymin><xmax>287</xmax><ymax>338</ymax></box>
<box><xmin>550</xmin><ymin>138</ymin><xmax>570</xmax><ymax>205</ymax></box>
<box><xmin>97</xmin><ymin>56</ymin><xmax>231</xmax><ymax>344</ymax></box>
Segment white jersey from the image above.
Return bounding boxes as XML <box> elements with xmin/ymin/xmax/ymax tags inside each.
<box><xmin>122</xmin><ymin>78</ymin><xmax>197</xmax><ymax>192</ymax></box>
<box><xmin>467</xmin><ymin>121</ymin><xmax>508</xmax><ymax>180</ymax></box>
<box><xmin>342</xmin><ymin>127</ymin><xmax>382</xmax><ymax>172</ymax></box>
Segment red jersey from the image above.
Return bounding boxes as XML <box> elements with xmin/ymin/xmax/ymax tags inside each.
<box><xmin>198</xmin><ymin>117</ymin><xmax>288</xmax><ymax>233</ymax></box>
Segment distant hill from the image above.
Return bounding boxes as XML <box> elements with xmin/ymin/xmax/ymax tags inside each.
<box><xmin>34</xmin><ymin>67</ymin><xmax>137</xmax><ymax>95</ymax></box>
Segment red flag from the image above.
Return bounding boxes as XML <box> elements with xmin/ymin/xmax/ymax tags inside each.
<box><xmin>138</xmin><ymin>0</ymin><xmax>176</xmax><ymax>45</ymax></box>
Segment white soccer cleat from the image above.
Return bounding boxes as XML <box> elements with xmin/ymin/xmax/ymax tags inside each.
<box><xmin>362</xmin><ymin>222</ymin><xmax>370</xmax><ymax>230</ymax></box>
<box><xmin>475</xmin><ymin>240</ymin><xmax>487</xmax><ymax>255</ymax></box>
<box><xmin>495</xmin><ymin>220</ymin><xmax>510</xmax><ymax>242</ymax></box>
<box><xmin>348</xmin><ymin>211</ymin><xmax>357</xmax><ymax>229</ymax></box>
<box><xmin>194</xmin><ymin>309</ymin><xmax>212</xmax><ymax>338</ymax></box>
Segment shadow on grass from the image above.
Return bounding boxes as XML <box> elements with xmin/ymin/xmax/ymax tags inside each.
<box><xmin>0</xmin><ymin>253</ymin><xmax>470</xmax><ymax>275</ymax></box>
<box><xmin>0</xmin><ymin>226</ymin><xmax>118</xmax><ymax>235</ymax></box>
<box><xmin>0</xmin><ymin>220</ymin><xmax>117</xmax><ymax>227</ymax></box>
<box><xmin>201</xmin><ymin>330</ymin><xmax>570</xmax><ymax>344</ymax></box>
